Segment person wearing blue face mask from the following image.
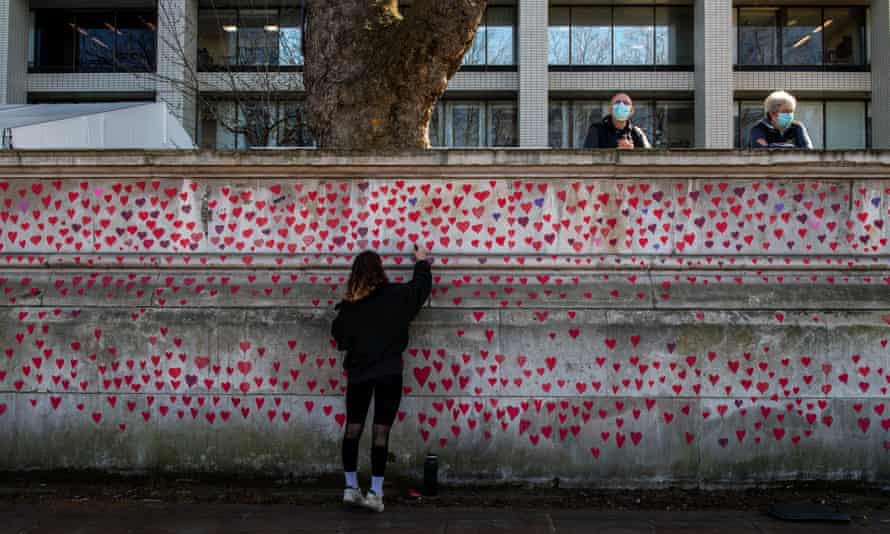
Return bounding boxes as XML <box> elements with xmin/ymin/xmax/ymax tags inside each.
<box><xmin>749</xmin><ymin>91</ymin><xmax>813</xmax><ymax>149</ymax></box>
<box><xmin>583</xmin><ymin>93</ymin><xmax>652</xmax><ymax>149</ymax></box>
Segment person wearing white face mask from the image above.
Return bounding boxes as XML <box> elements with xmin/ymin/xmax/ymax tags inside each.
<box><xmin>749</xmin><ymin>90</ymin><xmax>813</xmax><ymax>149</ymax></box>
<box><xmin>583</xmin><ymin>93</ymin><xmax>652</xmax><ymax>149</ymax></box>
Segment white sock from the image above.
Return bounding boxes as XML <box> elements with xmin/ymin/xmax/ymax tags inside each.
<box><xmin>371</xmin><ymin>476</ymin><xmax>384</xmax><ymax>496</ymax></box>
<box><xmin>345</xmin><ymin>471</ymin><xmax>358</xmax><ymax>489</ymax></box>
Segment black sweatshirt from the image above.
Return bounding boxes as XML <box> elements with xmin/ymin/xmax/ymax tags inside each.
<box><xmin>582</xmin><ymin>115</ymin><xmax>652</xmax><ymax>149</ymax></box>
<box><xmin>331</xmin><ymin>259</ymin><xmax>433</xmax><ymax>383</ymax></box>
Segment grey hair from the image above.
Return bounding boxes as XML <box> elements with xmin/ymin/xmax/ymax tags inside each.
<box><xmin>763</xmin><ymin>91</ymin><xmax>797</xmax><ymax>114</ymax></box>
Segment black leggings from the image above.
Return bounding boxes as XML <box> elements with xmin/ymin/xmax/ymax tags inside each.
<box><xmin>342</xmin><ymin>372</ymin><xmax>403</xmax><ymax>477</ymax></box>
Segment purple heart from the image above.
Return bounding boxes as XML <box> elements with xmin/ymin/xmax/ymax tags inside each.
<box><xmin>121</xmin><ymin>210</ymin><xmax>133</xmax><ymax>221</ymax></box>
<box><xmin>135</xmin><ymin>198</ymin><xmax>146</xmax><ymax>207</ymax></box>
<box><xmin>185</xmin><ymin>374</ymin><xmax>198</xmax><ymax>387</ymax></box>
<box><xmin>666</xmin><ymin>342</ymin><xmax>676</xmax><ymax>353</ymax></box>
<box><xmin>534</xmin><ymin>198</ymin><xmax>545</xmax><ymax>208</ymax></box>
<box><xmin>774</xmin><ymin>203</ymin><xmax>784</xmax><ymax>212</ymax></box>
<box><xmin>871</xmin><ymin>197</ymin><xmax>881</xmax><ymax>207</ymax></box>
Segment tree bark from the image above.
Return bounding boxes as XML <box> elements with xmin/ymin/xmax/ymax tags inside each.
<box><xmin>304</xmin><ymin>0</ymin><xmax>487</xmax><ymax>150</ymax></box>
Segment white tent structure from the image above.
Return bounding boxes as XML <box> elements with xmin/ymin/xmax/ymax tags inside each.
<box><xmin>0</xmin><ymin>102</ymin><xmax>194</xmax><ymax>149</ymax></box>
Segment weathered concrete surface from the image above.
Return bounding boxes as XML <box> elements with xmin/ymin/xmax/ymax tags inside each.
<box><xmin>0</xmin><ymin>151</ymin><xmax>889</xmax><ymax>486</ymax></box>
<box><xmin>3</xmin><ymin>506</ymin><xmax>890</xmax><ymax>534</ymax></box>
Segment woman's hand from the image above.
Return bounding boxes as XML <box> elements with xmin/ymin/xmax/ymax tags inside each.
<box><xmin>414</xmin><ymin>245</ymin><xmax>429</xmax><ymax>262</ymax></box>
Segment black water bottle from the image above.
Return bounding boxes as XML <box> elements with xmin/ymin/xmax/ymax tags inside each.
<box><xmin>423</xmin><ymin>453</ymin><xmax>438</xmax><ymax>496</ymax></box>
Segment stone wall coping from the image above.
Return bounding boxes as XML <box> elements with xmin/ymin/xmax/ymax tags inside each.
<box><xmin>1</xmin><ymin>149</ymin><xmax>890</xmax><ymax>178</ymax></box>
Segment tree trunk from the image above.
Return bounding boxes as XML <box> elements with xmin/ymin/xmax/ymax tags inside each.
<box><xmin>304</xmin><ymin>0</ymin><xmax>487</xmax><ymax>150</ymax></box>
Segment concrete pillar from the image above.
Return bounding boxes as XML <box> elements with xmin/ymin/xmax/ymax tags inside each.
<box><xmin>694</xmin><ymin>0</ymin><xmax>734</xmax><ymax>148</ymax></box>
<box><xmin>157</xmin><ymin>0</ymin><xmax>199</xmax><ymax>143</ymax></box>
<box><xmin>0</xmin><ymin>0</ymin><xmax>30</xmax><ymax>104</ymax></box>
<box><xmin>872</xmin><ymin>0</ymin><xmax>890</xmax><ymax>149</ymax></box>
<box><xmin>518</xmin><ymin>0</ymin><xmax>548</xmax><ymax>148</ymax></box>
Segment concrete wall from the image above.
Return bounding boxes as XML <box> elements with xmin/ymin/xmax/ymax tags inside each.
<box><xmin>0</xmin><ymin>150</ymin><xmax>889</xmax><ymax>487</ymax></box>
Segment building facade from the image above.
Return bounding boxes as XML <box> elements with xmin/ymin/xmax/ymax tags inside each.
<box><xmin>0</xmin><ymin>0</ymin><xmax>888</xmax><ymax>149</ymax></box>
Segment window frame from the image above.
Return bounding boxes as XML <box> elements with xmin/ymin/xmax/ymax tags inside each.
<box><xmin>734</xmin><ymin>5</ymin><xmax>870</xmax><ymax>71</ymax></box>
<box><xmin>197</xmin><ymin>6</ymin><xmax>305</xmax><ymax>71</ymax></box>
<box><xmin>548</xmin><ymin>97</ymin><xmax>695</xmax><ymax>149</ymax></box>
<box><xmin>458</xmin><ymin>4</ymin><xmax>519</xmax><ymax>71</ymax></box>
<box><xmin>29</xmin><ymin>7</ymin><xmax>158</xmax><ymax>74</ymax></box>
<box><xmin>430</xmin><ymin>99</ymin><xmax>519</xmax><ymax>148</ymax></box>
<box><xmin>199</xmin><ymin>96</ymin><xmax>316</xmax><ymax>150</ymax></box>
<box><xmin>733</xmin><ymin>99</ymin><xmax>871</xmax><ymax>149</ymax></box>
<box><xmin>547</xmin><ymin>4</ymin><xmax>694</xmax><ymax>71</ymax></box>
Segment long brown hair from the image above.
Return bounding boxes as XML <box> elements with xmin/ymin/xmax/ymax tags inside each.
<box><xmin>344</xmin><ymin>250</ymin><xmax>389</xmax><ymax>302</ymax></box>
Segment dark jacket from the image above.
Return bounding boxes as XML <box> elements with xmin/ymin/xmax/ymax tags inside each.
<box><xmin>331</xmin><ymin>259</ymin><xmax>432</xmax><ymax>383</ymax></box>
<box><xmin>583</xmin><ymin>115</ymin><xmax>652</xmax><ymax>149</ymax></box>
<box><xmin>748</xmin><ymin>118</ymin><xmax>813</xmax><ymax>149</ymax></box>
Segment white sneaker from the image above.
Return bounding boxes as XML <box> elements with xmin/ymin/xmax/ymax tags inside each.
<box><xmin>343</xmin><ymin>487</ymin><xmax>365</xmax><ymax>507</ymax></box>
<box><xmin>361</xmin><ymin>490</ymin><xmax>384</xmax><ymax>512</ymax></box>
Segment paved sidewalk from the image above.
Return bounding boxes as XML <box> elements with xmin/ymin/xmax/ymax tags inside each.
<box><xmin>2</xmin><ymin>504</ymin><xmax>889</xmax><ymax>533</ymax></box>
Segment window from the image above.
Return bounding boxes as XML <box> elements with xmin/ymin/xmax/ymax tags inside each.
<box><xmin>429</xmin><ymin>100</ymin><xmax>518</xmax><ymax>147</ymax></box>
<box><xmin>548</xmin><ymin>7</ymin><xmax>571</xmax><ymax>65</ymax></box>
<box><xmin>198</xmin><ymin>10</ymin><xmax>237</xmax><ymax>68</ymax></box>
<box><xmin>824</xmin><ymin>8</ymin><xmax>868</xmax><ymax>65</ymax></box>
<box><xmin>279</xmin><ymin>9</ymin><xmax>304</xmax><ymax>66</ymax></box>
<box><xmin>30</xmin><ymin>9</ymin><xmax>157</xmax><ymax>73</ymax></box>
<box><xmin>571</xmin><ymin>7</ymin><xmax>611</xmax><ymax>65</ymax></box>
<box><xmin>549</xmin><ymin>99</ymin><xmax>694</xmax><ymax>148</ymax></box>
<box><xmin>735</xmin><ymin>6</ymin><xmax>868</xmax><ymax>68</ymax></box>
<box><xmin>76</xmin><ymin>13</ymin><xmax>115</xmax><ymax>72</ymax></box>
<box><xmin>825</xmin><ymin>101</ymin><xmax>867</xmax><ymax>149</ymax></box>
<box><xmin>782</xmin><ymin>8</ymin><xmax>822</xmax><ymax>66</ymax></box>
<box><xmin>238</xmin><ymin>9</ymin><xmax>279</xmax><ymax>65</ymax></box>
<box><xmin>655</xmin><ymin>6</ymin><xmax>694</xmax><ymax>66</ymax></box>
<box><xmin>115</xmin><ymin>12</ymin><xmax>158</xmax><ymax>72</ymax></box>
<box><xmin>549</xmin><ymin>6</ymin><xmax>693</xmax><ymax>68</ymax></box>
<box><xmin>198</xmin><ymin>7</ymin><xmax>304</xmax><ymax>69</ymax></box>
<box><xmin>200</xmin><ymin>99</ymin><xmax>316</xmax><ymax>150</ymax></box>
<box><xmin>461</xmin><ymin>6</ymin><xmax>516</xmax><ymax>67</ymax></box>
<box><xmin>734</xmin><ymin>100</ymin><xmax>869</xmax><ymax>149</ymax></box>
<box><xmin>614</xmin><ymin>8</ymin><xmax>654</xmax><ymax>65</ymax></box>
